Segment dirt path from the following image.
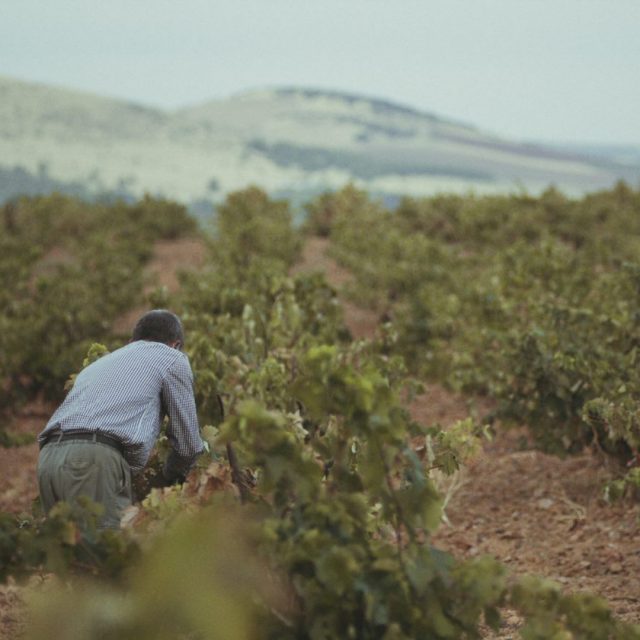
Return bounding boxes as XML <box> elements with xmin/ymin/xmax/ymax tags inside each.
<box><xmin>0</xmin><ymin>398</ymin><xmax>53</xmax><ymax>515</ymax></box>
<box><xmin>113</xmin><ymin>235</ymin><xmax>207</xmax><ymax>334</ymax></box>
<box><xmin>293</xmin><ymin>235</ymin><xmax>640</xmax><ymax>631</ymax></box>
<box><xmin>436</xmin><ymin>439</ymin><xmax>640</xmax><ymax>624</ymax></box>
<box><xmin>291</xmin><ymin>237</ymin><xmax>379</xmax><ymax>340</ymax></box>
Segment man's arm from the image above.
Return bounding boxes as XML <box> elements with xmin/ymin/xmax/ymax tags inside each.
<box><xmin>161</xmin><ymin>354</ymin><xmax>204</xmax><ymax>484</ymax></box>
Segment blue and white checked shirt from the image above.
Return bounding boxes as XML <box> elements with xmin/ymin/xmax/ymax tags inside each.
<box><xmin>39</xmin><ymin>340</ymin><xmax>204</xmax><ymax>477</ymax></box>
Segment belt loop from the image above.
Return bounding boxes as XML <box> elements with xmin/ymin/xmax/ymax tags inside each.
<box><xmin>92</xmin><ymin>432</ymin><xmax>97</xmax><ymax>443</ymax></box>
<box><xmin>56</xmin><ymin>431</ymin><xmax>64</xmax><ymax>445</ymax></box>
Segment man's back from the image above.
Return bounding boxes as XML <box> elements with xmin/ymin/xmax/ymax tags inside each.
<box><xmin>40</xmin><ymin>340</ymin><xmax>202</xmax><ymax>472</ymax></box>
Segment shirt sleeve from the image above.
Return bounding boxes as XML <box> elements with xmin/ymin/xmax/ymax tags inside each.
<box><xmin>161</xmin><ymin>354</ymin><xmax>204</xmax><ymax>483</ymax></box>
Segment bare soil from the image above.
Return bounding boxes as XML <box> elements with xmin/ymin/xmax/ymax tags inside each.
<box><xmin>113</xmin><ymin>235</ymin><xmax>207</xmax><ymax>334</ymax></box>
<box><xmin>0</xmin><ymin>584</ymin><xmax>26</xmax><ymax>640</ymax></box>
<box><xmin>291</xmin><ymin>236</ymin><xmax>380</xmax><ymax>339</ymax></box>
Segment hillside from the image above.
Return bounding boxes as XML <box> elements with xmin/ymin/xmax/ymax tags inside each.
<box><xmin>1</xmin><ymin>75</ymin><xmax>638</xmax><ymax>207</ymax></box>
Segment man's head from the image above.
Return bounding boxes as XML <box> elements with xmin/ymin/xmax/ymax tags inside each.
<box><xmin>132</xmin><ymin>310</ymin><xmax>184</xmax><ymax>349</ymax></box>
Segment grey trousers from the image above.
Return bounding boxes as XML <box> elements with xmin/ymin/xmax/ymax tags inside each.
<box><xmin>37</xmin><ymin>439</ymin><xmax>133</xmax><ymax>530</ymax></box>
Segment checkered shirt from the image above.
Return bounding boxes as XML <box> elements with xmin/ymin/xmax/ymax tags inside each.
<box><xmin>39</xmin><ymin>340</ymin><xmax>204</xmax><ymax>477</ymax></box>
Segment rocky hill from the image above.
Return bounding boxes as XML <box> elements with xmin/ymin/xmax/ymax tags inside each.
<box><xmin>1</xmin><ymin>75</ymin><xmax>638</xmax><ymax>208</ymax></box>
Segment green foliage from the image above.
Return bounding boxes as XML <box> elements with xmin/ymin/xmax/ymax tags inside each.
<box><xmin>0</xmin><ymin>193</ymin><xmax>199</xmax><ymax>417</ymax></box>
<box><xmin>319</xmin><ymin>184</ymin><xmax>640</xmax><ymax>460</ymax></box>
<box><xmin>0</xmin><ymin>499</ymin><xmax>139</xmax><ymax>582</ymax></box>
<box><xmin>64</xmin><ymin>342</ymin><xmax>110</xmax><ymax>391</ymax></box>
<box><xmin>510</xmin><ymin>575</ymin><xmax>640</xmax><ymax>640</ymax></box>
<box><xmin>26</xmin><ymin>503</ymin><xmax>266</xmax><ymax>640</ymax></box>
<box><xmin>214</xmin><ymin>186</ymin><xmax>301</xmax><ymax>271</ymax></box>
<box><xmin>304</xmin><ymin>183</ymin><xmax>379</xmax><ymax>238</ymax></box>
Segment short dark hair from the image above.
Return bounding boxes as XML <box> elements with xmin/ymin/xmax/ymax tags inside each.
<box><xmin>132</xmin><ymin>310</ymin><xmax>184</xmax><ymax>347</ymax></box>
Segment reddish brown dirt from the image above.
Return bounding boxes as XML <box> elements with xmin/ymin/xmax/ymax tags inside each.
<box><xmin>0</xmin><ymin>442</ymin><xmax>40</xmax><ymax>515</ymax></box>
<box><xmin>291</xmin><ymin>236</ymin><xmax>379</xmax><ymax>339</ymax></box>
<box><xmin>0</xmin><ymin>398</ymin><xmax>54</xmax><ymax>516</ymax></box>
<box><xmin>113</xmin><ymin>236</ymin><xmax>207</xmax><ymax>334</ymax></box>
<box><xmin>147</xmin><ymin>237</ymin><xmax>208</xmax><ymax>294</ymax></box>
<box><xmin>0</xmin><ymin>583</ymin><xmax>26</xmax><ymax>640</ymax></box>
<box><xmin>0</xmin><ymin>405</ymin><xmax>47</xmax><ymax>639</ymax></box>
<box><xmin>434</xmin><ymin>439</ymin><xmax>640</xmax><ymax>628</ymax></box>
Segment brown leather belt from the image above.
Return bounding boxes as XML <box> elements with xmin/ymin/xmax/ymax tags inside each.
<box><xmin>40</xmin><ymin>430</ymin><xmax>124</xmax><ymax>456</ymax></box>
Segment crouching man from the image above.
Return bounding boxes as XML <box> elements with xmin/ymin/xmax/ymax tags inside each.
<box><xmin>37</xmin><ymin>309</ymin><xmax>204</xmax><ymax>529</ymax></box>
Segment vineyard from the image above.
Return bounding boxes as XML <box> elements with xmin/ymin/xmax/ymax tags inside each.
<box><xmin>1</xmin><ymin>184</ymin><xmax>640</xmax><ymax>638</ymax></box>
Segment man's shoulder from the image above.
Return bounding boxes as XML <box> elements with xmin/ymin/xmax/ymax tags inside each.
<box><xmin>110</xmin><ymin>341</ymin><xmax>187</xmax><ymax>369</ymax></box>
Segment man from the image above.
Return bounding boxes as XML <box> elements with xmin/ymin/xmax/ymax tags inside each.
<box><xmin>37</xmin><ymin>309</ymin><xmax>204</xmax><ymax>529</ymax></box>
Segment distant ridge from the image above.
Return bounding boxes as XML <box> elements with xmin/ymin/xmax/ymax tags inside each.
<box><xmin>0</xmin><ymin>74</ymin><xmax>638</xmax><ymax>209</ymax></box>
<box><xmin>269</xmin><ymin>87</ymin><xmax>466</xmax><ymax>126</ymax></box>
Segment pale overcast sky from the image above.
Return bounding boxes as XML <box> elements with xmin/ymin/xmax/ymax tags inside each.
<box><xmin>2</xmin><ymin>0</ymin><xmax>639</xmax><ymax>144</ymax></box>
